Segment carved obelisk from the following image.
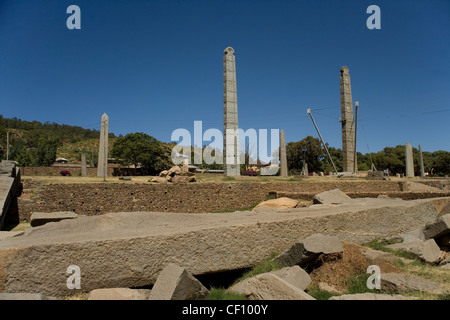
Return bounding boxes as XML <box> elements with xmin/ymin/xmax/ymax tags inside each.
<box><xmin>340</xmin><ymin>66</ymin><xmax>356</xmax><ymax>172</ymax></box>
<box><xmin>97</xmin><ymin>113</ymin><xmax>109</xmax><ymax>178</ymax></box>
<box><xmin>223</xmin><ymin>47</ymin><xmax>240</xmax><ymax>176</ymax></box>
<box><xmin>405</xmin><ymin>142</ymin><xmax>414</xmax><ymax>177</ymax></box>
<box><xmin>81</xmin><ymin>153</ymin><xmax>87</xmax><ymax>177</ymax></box>
<box><xmin>280</xmin><ymin>129</ymin><xmax>288</xmax><ymax>176</ymax></box>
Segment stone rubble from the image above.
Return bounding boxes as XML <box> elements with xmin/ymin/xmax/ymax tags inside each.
<box><xmin>150</xmin><ymin>166</ymin><xmax>197</xmax><ymax>184</ymax></box>
<box><xmin>88</xmin><ymin>288</ymin><xmax>151</xmax><ymax>300</ymax></box>
<box><xmin>148</xmin><ymin>263</ymin><xmax>208</xmax><ymax>300</ymax></box>
<box><xmin>0</xmin><ymin>191</ymin><xmax>448</xmax><ymax>300</ymax></box>
<box><xmin>275</xmin><ymin>233</ymin><xmax>344</xmax><ymax>268</ymax></box>
<box><xmin>229</xmin><ymin>273</ymin><xmax>315</xmax><ymax>300</ymax></box>
<box><xmin>313</xmin><ymin>188</ymin><xmax>352</xmax><ymax>205</ymax></box>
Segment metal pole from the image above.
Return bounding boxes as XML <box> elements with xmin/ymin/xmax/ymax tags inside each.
<box><xmin>353</xmin><ymin>101</ymin><xmax>358</xmax><ymax>174</ymax></box>
<box><xmin>307</xmin><ymin>109</ymin><xmax>338</xmax><ymax>175</ymax></box>
<box><xmin>6</xmin><ymin>132</ymin><xmax>9</xmax><ymax>160</ymax></box>
<box><xmin>419</xmin><ymin>144</ymin><xmax>425</xmax><ymax>177</ymax></box>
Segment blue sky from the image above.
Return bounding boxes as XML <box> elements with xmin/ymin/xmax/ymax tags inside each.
<box><xmin>0</xmin><ymin>0</ymin><xmax>449</xmax><ymax>156</ymax></box>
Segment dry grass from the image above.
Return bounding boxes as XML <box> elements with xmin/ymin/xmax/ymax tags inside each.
<box><xmin>394</xmin><ymin>260</ymin><xmax>450</xmax><ymax>299</ymax></box>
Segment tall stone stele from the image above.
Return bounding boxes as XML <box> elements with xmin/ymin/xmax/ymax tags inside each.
<box><xmin>81</xmin><ymin>153</ymin><xmax>87</xmax><ymax>177</ymax></box>
<box><xmin>279</xmin><ymin>129</ymin><xmax>288</xmax><ymax>177</ymax></box>
<box><xmin>97</xmin><ymin>113</ymin><xmax>109</xmax><ymax>178</ymax></box>
<box><xmin>339</xmin><ymin>66</ymin><xmax>356</xmax><ymax>172</ymax></box>
<box><xmin>405</xmin><ymin>142</ymin><xmax>414</xmax><ymax>177</ymax></box>
<box><xmin>223</xmin><ymin>47</ymin><xmax>240</xmax><ymax>177</ymax></box>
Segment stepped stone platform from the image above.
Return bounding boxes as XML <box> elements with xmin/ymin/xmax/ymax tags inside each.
<box><xmin>0</xmin><ymin>196</ymin><xmax>447</xmax><ymax>298</ymax></box>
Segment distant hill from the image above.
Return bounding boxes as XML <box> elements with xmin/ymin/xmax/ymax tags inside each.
<box><xmin>0</xmin><ymin>115</ymin><xmax>116</xmax><ymax>166</ymax></box>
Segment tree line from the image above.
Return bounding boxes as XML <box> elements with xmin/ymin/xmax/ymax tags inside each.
<box><xmin>0</xmin><ymin>115</ymin><xmax>115</xmax><ymax>166</ymax></box>
<box><xmin>1</xmin><ymin>115</ymin><xmax>448</xmax><ymax>176</ymax></box>
<box><xmin>113</xmin><ymin>134</ymin><xmax>449</xmax><ymax>177</ymax></box>
<box><xmin>286</xmin><ymin>136</ymin><xmax>449</xmax><ymax>176</ymax></box>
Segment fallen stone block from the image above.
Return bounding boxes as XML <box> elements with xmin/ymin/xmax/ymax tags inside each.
<box><xmin>167</xmin><ymin>166</ymin><xmax>181</xmax><ymax>177</ymax></box>
<box><xmin>0</xmin><ymin>197</ymin><xmax>441</xmax><ymax>298</ymax></box>
<box><xmin>381</xmin><ymin>273</ymin><xmax>441</xmax><ymax>293</ymax></box>
<box><xmin>275</xmin><ymin>233</ymin><xmax>344</xmax><ymax>268</ymax></box>
<box><xmin>30</xmin><ymin>211</ymin><xmax>78</xmax><ymax>227</ymax></box>
<box><xmin>329</xmin><ymin>293</ymin><xmax>416</xmax><ymax>300</ymax></box>
<box><xmin>437</xmin><ymin>201</ymin><xmax>450</xmax><ymax>219</ymax></box>
<box><xmin>253</xmin><ymin>197</ymin><xmax>298</xmax><ymax>211</ymax></box>
<box><xmin>0</xmin><ymin>293</ymin><xmax>58</xmax><ymax>300</ymax></box>
<box><xmin>394</xmin><ymin>228</ymin><xmax>425</xmax><ymax>243</ymax></box>
<box><xmin>229</xmin><ymin>273</ymin><xmax>315</xmax><ymax>300</ymax></box>
<box><xmin>270</xmin><ymin>266</ymin><xmax>311</xmax><ymax>291</ymax></box>
<box><xmin>423</xmin><ymin>214</ymin><xmax>450</xmax><ymax>240</ymax></box>
<box><xmin>159</xmin><ymin>170</ymin><xmax>169</xmax><ymax>177</ymax></box>
<box><xmin>171</xmin><ymin>175</ymin><xmax>196</xmax><ymax>183</ymax></box>
<box><xmin>359</xmin><ymin>247</ymin><xmax>399</xmax><ymax>265</ymax></box>
<box><xmin>387</xmin><ymin>239</ymin><xmax>441</xmax><ymax>264</ymax></box>
<box><xmin>313</xmin><ymin>189</ymin><xmax>352</xmax><ymax>205</ymax></box>
<box><xmin>0</xmin><ymin>231</ymin><xmax>24</xmax><ymax>241</ymax></box>
<box><xmin>150</xmin><ymin>176</ymin><xmax>170</xmax><ymax>183</ymax></box>
<box><xmin>149</xmin><ymin>263</ymin><xmax>208</xmax><ymax>300</ymax></box>
<box><xmin>88</xmin><ymin>288</ymin><xmax>151</xmax><ymax>300</ymax></box>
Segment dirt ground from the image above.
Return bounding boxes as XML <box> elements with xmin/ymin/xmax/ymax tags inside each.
<box><xmin>309</xmin><ymin>242</ymin><xmax>400</xmax><ymax>292</ymax></box>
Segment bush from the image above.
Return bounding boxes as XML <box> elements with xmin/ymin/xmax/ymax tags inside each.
<box><xmin>60</xmin><ymin>170</ymin><xmax>71</xmax><ymax>176</ymax></box>
<box><xmin>241</xmin><ymin>170</ymin><xmax>258</xmax><ymax>176</ymax></box>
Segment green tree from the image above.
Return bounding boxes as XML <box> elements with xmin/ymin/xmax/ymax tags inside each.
<box><xmin>9</xmin><ymin>137</ymin><xmax>34</xmax><ymax>166</ymax></box>
<box><xmin>153</xmin><ymin>142</ymin><xmax>177</xmax><ymax>173</ymax></box>
<box><xmin>36</xmin><ymin>137</ymin><xmax>58</xmax><ymax>166</ymax></box>
<box><xmin>286</xmin><ymin>136</ymin><xmax>327</xmax><ymax>174</ymax></box>
<box><xmin>430</xmin><ymin>150</ymin><xmax>450</xmax><ymax>176</ymax></box>
<box><xmin>322</xmin><ymin>146</ymin><xmax>342</xmax><ymax>173</ymax></box>
<box><xmin>111</xmin><ymin>132</ymin><xmax>167</xmax><ymax>175</ymax></box>
<box><xmin>371</xmin><ymin>146</ymin><xmax>405</xmax><ymax>174</ymax></box>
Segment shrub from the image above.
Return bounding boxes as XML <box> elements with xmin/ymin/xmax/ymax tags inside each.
<box><xmin>241</xmin><ymin>170</ymin><xmax>258</xmax><ymax>176</ymax></box>
<box><xmin>60</xmin><ymin>170</ymin><xmax>71</xmax><ymax>176</ymax></box>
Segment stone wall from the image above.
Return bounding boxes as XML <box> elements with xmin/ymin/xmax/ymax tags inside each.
<box><xmin>414</xmin><ymin>179</ymin><xmax>449</xmax><ymax>191</ymax></box>
<box><xmin>18</xmin><ymin>181</ymin><xmax>405</xmax><ymax>221</ymax></box>
<box><xmin>21</xmin><ymin>166</ymin><xmax>114</xmax><ymax>177</ymax></box>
